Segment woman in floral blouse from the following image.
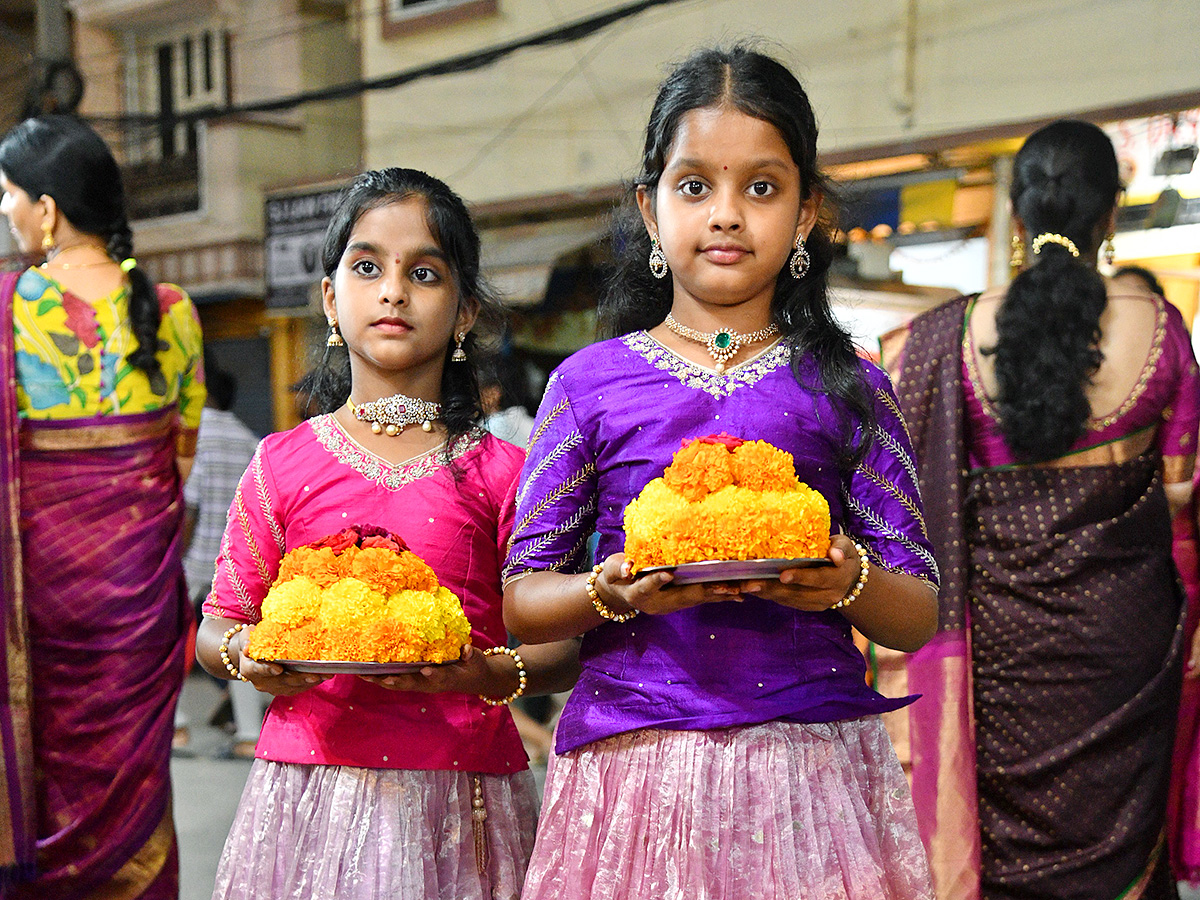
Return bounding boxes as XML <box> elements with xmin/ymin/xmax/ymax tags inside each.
<box><xmin>0</xmin><ymin>114</ymin><xmax>203</xmax><ymax>899</ymax></box>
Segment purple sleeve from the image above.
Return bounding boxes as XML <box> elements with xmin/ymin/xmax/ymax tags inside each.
<box><xmin>503</xmin><ymin>370</ymin><xmax>599</xmax><ymax>581</ymax></box>
<box><xmin>842</xmin><ymin>368</ymin><xmax>940</xmax><ymax>587</ymax></box>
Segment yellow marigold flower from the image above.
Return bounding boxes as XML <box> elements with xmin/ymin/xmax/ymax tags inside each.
<box><xmin>260</xmin><ymin>575</ymin><xmax>323</xmax><ymax>627</ymax></box>
<box><xmin>624</xmin><ymin>439</ymin><xmax>832</xmax><ymax>571</ymax></box>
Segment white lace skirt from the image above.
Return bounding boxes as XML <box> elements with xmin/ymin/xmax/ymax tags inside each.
<box><xmin>211</xmin><ymin>761</ymin><xmax>539</xmax><ymax>900</ymax></box>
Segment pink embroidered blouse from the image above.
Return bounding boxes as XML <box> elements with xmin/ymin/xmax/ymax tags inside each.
<box><xmin>203</xmin><ymin>416</ymin><xmax>528</xmax><ymax>774</ymax></box>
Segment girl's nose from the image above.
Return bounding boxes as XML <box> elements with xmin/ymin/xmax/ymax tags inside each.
<box><xmin>707</xmin><ymin>189</ymin><xmax>743</xmax><ymax>231</ymax></box>
<box><xmin>380</xmin><ymin>272</ymin><xmax>408</xmax><ymax>305</ymax></box>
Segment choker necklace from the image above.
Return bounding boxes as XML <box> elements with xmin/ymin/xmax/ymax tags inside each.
<box><xmin>347</xmin><ymin>394</ymin><xmax>441</xmax><ymax>436</ymax></box>
<box><xmin>663</xmin><ymin>313</ymin><xmax>779</xmax><ymax>373</ymax></box>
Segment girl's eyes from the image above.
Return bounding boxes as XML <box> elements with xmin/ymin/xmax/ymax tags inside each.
<box><xmin>676</xmin><ymin>179</ymin><xmax>778</xmax><ymax>198</ymax></box>
<box><xmin>680</xmin><ymin>180</ymin><xmax>708</xmax><ymax>197</ymax></box>
<box><xmin>351</xmin><ymin>258</ymin><xmax>380</xmax><ymax>276</ymax></box>
<box><xmin>347</xmin><ymin>259</ymin><xmax>442</xmax><ymax>284</ymax></box>
<box><xmin>749</xmin><ymin>181</ymin><xmax>776</xmax><ymax>197</ymax></box>
<box><xmin>411</xmin><ymin>266</ymin><xmax>440</xmax><ymax>284</ymax></box>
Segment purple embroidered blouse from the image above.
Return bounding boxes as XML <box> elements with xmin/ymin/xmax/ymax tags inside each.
<box><xmin>505</xmin><ymin>333</ymin><xmax>938</xmax><ymax>753</ymax></box>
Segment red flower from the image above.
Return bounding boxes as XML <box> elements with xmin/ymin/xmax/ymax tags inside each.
<box><xmin>308</xmin><ymin>526</ymin><xmax>360</xmax><ymax>553</ymax></box>
<box><xmin>361</xmin><ymin>535</ymin><xmax>401</xmax><ymax>552</ymax></box>
<box><xmin>689</xmin><ymin>432</ymin><xmax>744</xmax><ymax>450</ymax></box>
<box><xmin>61</xmin><ymin>293</ymin><xmax>100</xmax><ymax>348</ymax></box>
<box><xmin>358</xmin><ymin>523</ymin><xmax>408</xmax><ymax>551</ymax></box>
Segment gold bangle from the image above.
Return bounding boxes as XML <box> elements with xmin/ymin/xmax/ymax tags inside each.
<box><xmin>479</xmin><ymin>646</ymin><xmax>527</xmax><ymax>706</ymax></box>
<box><xmin>586</xmin><ymin>563</ymin><xmax>638</xmax><ymax>622</ymax></box>
<box><xmin>830</xmin><ymin>543</ymin><xmax>870</xmax><ymax>610</ymax></box>
<box><xmin>219</xmin><ymin>623</ymin><xmax>251</xmax><ymax>682</ymax></box>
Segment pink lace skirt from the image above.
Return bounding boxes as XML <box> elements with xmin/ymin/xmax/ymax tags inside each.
<box><xmin>523</xmin><ymin>718</ymin><xmax>933</xmax><ymax>900</ymax></box>
<box><xmin>211</xmin><ymin>761</ymin><xmax>538</xmax><ymax>900</ymax></box>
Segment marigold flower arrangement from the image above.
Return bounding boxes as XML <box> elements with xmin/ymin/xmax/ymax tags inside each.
<box><xmin>246</xmin><ymin>524</ymin><xmax>471</xmax><ymax>663</ymax></box>
<box><xmin>623</xmin><ymin>434</ymin><xmax>832</xmax><ymax>572</ymax></box>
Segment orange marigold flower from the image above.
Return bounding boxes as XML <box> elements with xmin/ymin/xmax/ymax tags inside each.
<box><xmin>663</xmin><ymin>440</ymin><xmax>735</xmax><ymax>501</ymax></box>
<box><xmin>351</xmin><ymin>547</ymin><xmax>437</xmax><ymax>595</ymax></box>
<box><xmin>732</xmin><ymin>440</ymin><xmax>800</xmax><ymax>492</ymax></box>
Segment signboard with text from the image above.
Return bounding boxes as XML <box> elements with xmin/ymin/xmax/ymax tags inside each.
<box><xmin>264</xmin><ymin>185</ymin><xmax>345</xmax><ymax>310</ymax></box>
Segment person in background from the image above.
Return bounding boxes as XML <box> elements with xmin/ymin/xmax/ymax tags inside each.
<box><xmin>1116</xmin><ymin>263</ymin><xmax>1200</xmax><ymax>887</ymax></box>
<box><xmin>881</xmin><ymin>119</ymin><xmax>1199</xmax><ymax>897</ymax></box>
<box><xmin>180</xmin><ymin>356</ymin><xmax>264</xmax><ymax>760</ymax></box>
<box><xmin>482</xmin><ymin>350</ymin><xmax>537</xmax><ymax>448</ymax></box>
<box><xmin>0</xmin><ymin>114</ymin><xmax>204</xmax><ymax>898</ymax></box>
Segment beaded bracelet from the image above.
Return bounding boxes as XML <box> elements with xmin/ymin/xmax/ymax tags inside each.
<box><xmin>219</xmin><ymin>623</ymin><xmax>251</xmax><ymax>682</ymax></box>
<box><xmin>586</xmin><ymin>563</ymin><xmax>639</xmax><ymax>623</ymax></box>
<box><xmin>479</xmin><ymin>647</ymin><xmax>527</xmax><ymax>706</ymax></box>
<box><xmin>830</xmin><ymin>543</ymin><xmax>870</xmax><ymax>610</ymax></box>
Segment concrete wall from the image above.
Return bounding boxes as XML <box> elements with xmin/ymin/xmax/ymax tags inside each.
<box><xmin>358</xmin><ymin>0</ymin><xmax>1200</xmax><ymax>204</ymax></box>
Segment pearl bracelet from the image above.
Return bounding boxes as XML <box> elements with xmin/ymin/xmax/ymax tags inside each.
<box><xmin>586</xmin><ymin>563</ymin><xmax>638</xmax><ymax>623</ymax></box>
<box><xmin>220</xmin><ymin>623</ymin><xmax>251</xmax><ymax>682</ymax></box>
<box><xmin>479</xmin><ymin>646</ymin><xmax>527</xmax><ymax>706</ymax></box>
<box><xmin>830</xmin><ymin>542</ymin><xmax>870</xmax><ymax>610</ymax></box>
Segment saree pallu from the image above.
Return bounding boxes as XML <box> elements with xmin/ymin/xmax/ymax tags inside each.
<box><xmin>6</xmin><ymin>409</ymin><xmax>189</xmax><ymax>900</ymax></box>
<box><xmin>968</xmin><ymin>455</ymin><xmax>1183</xmax><ymax>899</ymax></box>
<box><xmin>1169</xmin><ymin>488</ymin><xmax>1200</xmax><ymax>884</ymax></box>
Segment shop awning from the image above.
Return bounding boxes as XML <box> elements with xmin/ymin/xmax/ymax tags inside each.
<box><xmin>480</xmin><ymin>217</ymin><xmax>608</xmax><ymax>307</ymax></box>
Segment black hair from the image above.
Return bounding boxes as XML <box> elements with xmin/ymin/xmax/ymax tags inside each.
<box><xmin>1113</xmin><ymin>264</ymin><xmax>1165</xmax><ymax>297</ymax></box>
<box><xmin>601</xmin><ymin>44</ymin><xmax>873</xmax><ymax>470</ymax></box>
<box><xmin>985</xmin><ymin>120</ymin><xmax>1120</xmax><ymax>462</ymax></box>
<box><xmin>297</xmin><ymin>167</ymin><xmax>505</xmax><ymax>454</ymax></box>
<box><xmin>0</xmin><ymin>114</ymin><xmax>162</xmax><ymax>381</ymax></box>
<box><xmin>205</xmin><ymin>353</ymin><xmax>237</xmax><ymax>411</ymax></box>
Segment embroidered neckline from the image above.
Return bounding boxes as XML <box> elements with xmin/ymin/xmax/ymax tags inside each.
<box><xmin>962</xmin><ymin>294</ymin><xmax>1168</xmax><ymax>432</ymax></box>
<box><xmin>622</xmin><ymin>331</ymin><xmax>790</xmax><ymax>398</ymax></box>
<box><xmin>310</xmin><ymin>413</ymin><xmax>483</xmax><ymax>490</ymax></box>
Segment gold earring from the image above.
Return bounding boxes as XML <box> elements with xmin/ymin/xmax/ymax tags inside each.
<box><xmin>1104</xmin><ymin>233</ymin><xmax>1116</xmax><ymax>267</ymax></box>
<box><xmin>452</xmin><ymin>332</ymin><xmax>467</xmax><ymax>362</ymax></box>
<box><xmin>41</xmin><ymin>222</ymin><xmax>54</xmax><ymax>254</ymax></box>
<box><xmin>648</xmin><ymin>235</ymin><xmax>668</xmax><ymax>279</ymax></box>
<box><xmin>326</xmin><ymin>319</ymin><xmax>344</xmax><ymax>347</ymax></box>
<box><xmin>788</xmin><ymin>233</ymin><xmax>810</xmax><ymax>279</ymax></box>
<box><xmin>1009</xmin><ymin>234</ymin><xmax>1025</xmax><ymax>269</ymax></box>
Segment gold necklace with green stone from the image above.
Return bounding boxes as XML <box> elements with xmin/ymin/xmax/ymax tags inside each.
<box><xmin>663</xmin><ymin>313</ymin><xmax>780</xmax><ymax>374</ymax></box>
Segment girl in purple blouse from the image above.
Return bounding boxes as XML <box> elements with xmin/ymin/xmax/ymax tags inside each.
<box><xmin>505</xmin><ymin>46</ymin><xmax>938</xmax><ymax>899</ymax></box>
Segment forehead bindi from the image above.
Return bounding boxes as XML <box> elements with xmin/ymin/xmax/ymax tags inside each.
<box><xmin>664</xmin><ymin>106</ymin><xmax>795</xmax><ymax>176</ymax></box>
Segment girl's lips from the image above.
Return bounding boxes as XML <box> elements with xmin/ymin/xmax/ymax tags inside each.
<box><xmin>702</xmin><ymin>246</ymin><xmax>750</xmax><ymax>264</ymax></box>
<box><xmin>372</xmin><ymin>318</ymin><xmax>412</xmax><ymax>333</ymax></box>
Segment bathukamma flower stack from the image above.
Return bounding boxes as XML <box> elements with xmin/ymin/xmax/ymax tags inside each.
<box><xmin>246</xmin><ymin>524</ymin><xmax>470</xmax><ymax>663</ymax></box>
<box><xmin>623</xmin><ymin>434</ymin><xmax>831</xmax><ymax>572</ymax></box>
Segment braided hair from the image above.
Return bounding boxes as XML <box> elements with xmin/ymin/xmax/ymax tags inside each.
<box><xmin>984</xmin><ymin>120</ymin><xmax>1120</xmax><ymax>462</ymax></box>
<box><xmin>0</xmin><ymin>114</ymin><xmax>162</xmax><ymax>381</ymax></box>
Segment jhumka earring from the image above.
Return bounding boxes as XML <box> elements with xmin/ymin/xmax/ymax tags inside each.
<box><xmin>788</xmin><ymin>234</ymin><xmax>810</xmax><ymax>279</ymax></box>
<box><xmin>1009</xmin><ymin>234</ymin><xmax>1025</xmax><ymax>269</ymax></box>
<box><xmin>326</xmin><ymin>318</ymin><xmax>344</xmax><ymax>347</ymax></box>
<box><xmin>648</xmin><ymin>235</ymin><xmax>669</xmax><ymax>279</ymax></box>
<box><xmin>452</xmin><ymin>332</ymin><xmax>467</xmax><ymax>362</ymax></box>
<box><xmin>1104</xmin><ymin>233</ymin><xmax>1116</xmax><ymax>267</ymax></box>
<box><xmin>41</xmin><ymin>221</ymin><xmax>54</xmax><ymax>254</ymax></box>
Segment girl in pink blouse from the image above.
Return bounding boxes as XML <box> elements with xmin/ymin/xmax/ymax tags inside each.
<box><xmin>195</xmin><ymin>168</ymin><xmax>578</xmax><ymax>900</ymax></box>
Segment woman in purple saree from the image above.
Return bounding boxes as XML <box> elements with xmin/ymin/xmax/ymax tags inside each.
<box><xmin>880</xmin><ymin>120</ymin><xmax>1200</xmax><ymax>900</ymax></box>
<box><xmin>0</xmin><ymin>116</ymin><xmax>204</xmax><ymax>898</ymax></box>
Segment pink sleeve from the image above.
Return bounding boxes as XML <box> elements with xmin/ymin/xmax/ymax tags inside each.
<box><xmin>1157</xmin><ymin>305</ymin><xmax>1200</xmax><ymax>483</ymax></box>
<box><xmin>495</xmin><ymin>445</ymin><xmax>523</xmax><ymax>566</ymax></box>
<box><xmin>202</xmin><ymin>441</ymin><xmax>288</xmax><ymax>622</ymax></box>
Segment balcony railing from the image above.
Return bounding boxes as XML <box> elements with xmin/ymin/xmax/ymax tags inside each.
<box><xmin>123</xmin><ymin>152</ymin><xmax>201</xmax><ymax>220</ymax></box>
